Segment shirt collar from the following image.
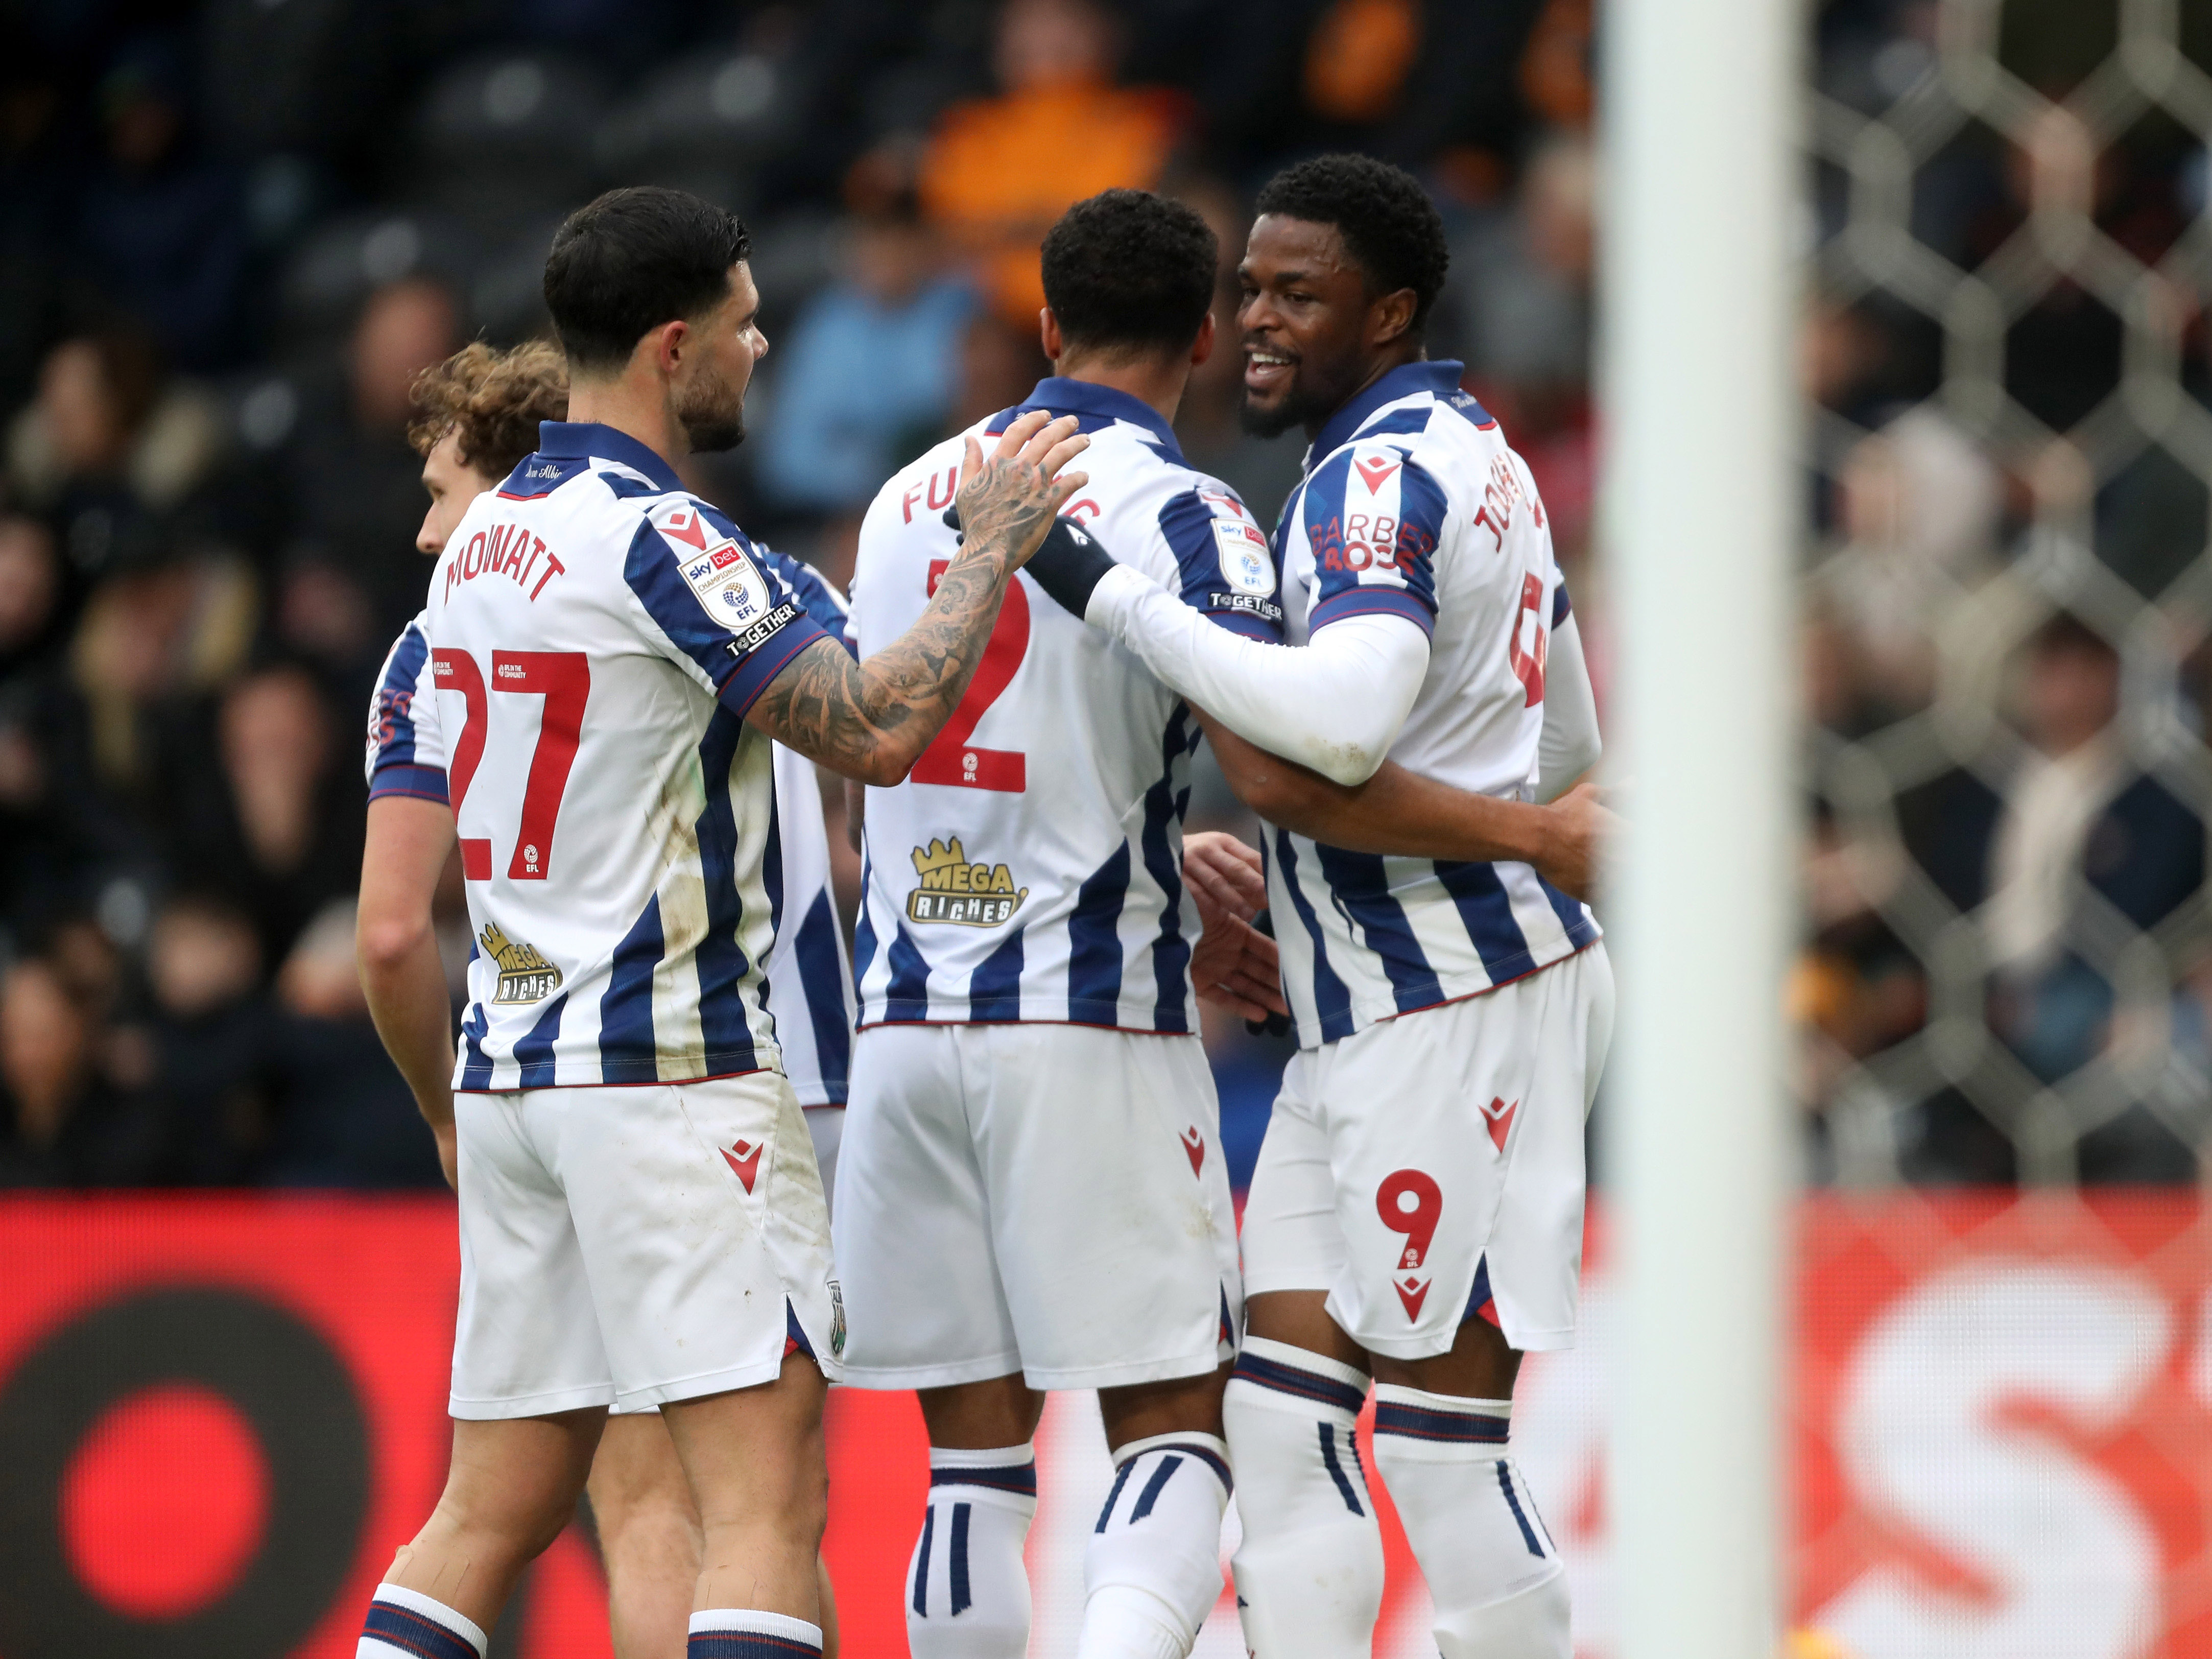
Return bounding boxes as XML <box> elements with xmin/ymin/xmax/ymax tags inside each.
<box><xmin>536</xmin><ymin>421</ymin><xmax>684</xmax><ymax>493</ymax></box>
<box><xmin>1017</xmin><ymin>376</ymin><xmax>1184</xmax><ymax>460</ymax></box>
<box><xmin>1307</xmin><ymin>359</ymin><xmax>1467</xmax><ymax>471</ymax></box>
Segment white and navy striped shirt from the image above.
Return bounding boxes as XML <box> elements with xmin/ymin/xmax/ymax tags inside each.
<box><xmin>846</xmin><ymin>378</ymin><xmax>1284</xmax><ymax>1031</ymax></box>
<box><xmin>1268</xmin><ymin>361</ymin><xmax>1601</xmax><ymax>1046</ymax></box>
<box><xmin>363</xmin><ymin>420</ymin><xmax>838</xmax><ymax>1092</ymax></box>
<box><xmin>367</xmin><ymin>538</ymin><xmax>859</xmax><ymax>1105</ymax></box>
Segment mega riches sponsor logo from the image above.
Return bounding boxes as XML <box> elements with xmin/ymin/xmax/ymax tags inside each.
<box><xmin>479</xmin><ymin>922</ymin><xmax>562</xmax><ymax>1003</ymax></box>
<box><xmin>907</xmin><ymin>837</ymin><xmax>1028</xmax><ymax>927</ymax></box>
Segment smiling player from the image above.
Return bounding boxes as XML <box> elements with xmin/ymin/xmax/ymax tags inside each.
<box><xmin>1024</xmin><ymin>156</ymin><xmax>1614</xmax><ymax>1659</ymax></box>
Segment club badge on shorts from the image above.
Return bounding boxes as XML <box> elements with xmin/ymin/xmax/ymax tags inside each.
<box><xmin>480</xmin><ymin>922</ymin><xmax>562</xmax><ymax>1003</ymax></box>
<box><xmin>828</xmin><ymin>1279</ymin><xmax>847</xmax><ymax>1359</ymax></box>
<box><xmin>908</xmin><ymin>836</ymin><xmax>1029</xmax><ymax>927</ymax></box>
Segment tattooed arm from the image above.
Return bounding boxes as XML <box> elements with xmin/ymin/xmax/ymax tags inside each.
<box><xmin>747</xmin><ymin>410</ymin><xmax>1089</xmax><ymax>784</ymax></box>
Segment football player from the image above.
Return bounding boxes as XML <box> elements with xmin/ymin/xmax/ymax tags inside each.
<box><xmin>358</xmin><ymin>336</ymin><xmax>858</xmax><ymax>1659</ymax></box>
<box><xmin>1020</xmin><ymin>156</ymin><xmax>1612</xmax><ymax>1659</ymax></box>
<box><xmin>833</xmin><ymin>186</ymin><xmax>1600</xmax><ymax>1659</ymax></box>
<box><xmin>350</xmin><ymin>186</ymin><xmax>1088</xmax><ymax>1659</ymax></box>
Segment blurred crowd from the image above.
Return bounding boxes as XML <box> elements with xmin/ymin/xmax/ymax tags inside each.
<box><xmin>1798</xmin><ymin>0</ymin><xmax>2212</xmax><ymax>1181</ymax></box>
<box><xmin>0</xmin><ymin>0</ymin><xmax>2198</xmax><ymax>1190</ymax></box>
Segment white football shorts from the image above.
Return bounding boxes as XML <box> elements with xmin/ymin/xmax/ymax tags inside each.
<box><xmin>450</xmin><ymin>1070</ymin><xmax>842</xmax><ymax>1419</ymax></box>
<box><xmin>834</xmin><ymin>1022</ymin><xmax>1242</xmax><ymax>1391</ymax></box>
<box><xmin>1242</xmin><ymin>943</ymin><xmax>1613</xmax><ymax>1360</ymax></box>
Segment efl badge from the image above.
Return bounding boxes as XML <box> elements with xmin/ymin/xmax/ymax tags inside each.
<box><xmin>479</xmin><ymin>923</ymin><xmax>561</xmax><ymax>1004</ymax></box>
<box><xmin>908</xmin><ymin>837</ymin><xmax>1028</xmax><ymax>927</ymax></box>
<box><xmin>1211</xmin><ymin>517</ymin><xmax>1274</xmax><ymax>597</ymax></box>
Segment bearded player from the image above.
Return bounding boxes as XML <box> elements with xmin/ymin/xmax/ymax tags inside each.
<box><xmin>347</xmin><ymin>186</ymin><xmax>1089</xmax><ymax>1659</ymax></box>
<box><xmin>358</xmin><ymin>336</ymin><xmax>859</xmax><ymax>1659</ymax></box>
<box><xmin>834</xmin><ymin>186</ymin><xmax>1606</xmax><ymax>1659</ymax></box>
<box><xmin>1024</xmin><ymin>156</ymin><xmax>1613</xmax><ymax>1659</ymax></box>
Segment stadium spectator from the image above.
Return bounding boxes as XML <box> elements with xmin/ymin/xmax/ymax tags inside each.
<box><xmin>274</xmin><ymin>277</ymin><xmax>460</xmax><ymax>683</ymax></box>
<box><xmin>6</xmin><ymin>328</ymin><xmax>226</xmax><ymax>588</ymax></box>
<box><xmin>0</xmin><ymin>954</ymin><xmax>158</xmax><ymax>1186</ymax></box>
<box><xmin>139</xmin><ymin>891</ymin><xmax>275</xmax><ymax>1183</ymax></box>
<box><xmin>263</xmin><ymin>898</ymin><xmax>443</xmax><ymax>1187</ymax></box>
<box><xmin>75</xmin><ymin>36</ymin><xmax>250</xmax><ymax>372</ymax></box>
<box><xmin>918</xmin><ymin>0</ymin><xmax>1185</xmax><ymax>327</ymax></box>
<box><xmin>757</xmin><ymin>189</ymin><xmax>977</xmax><ymax>520</ymax></box>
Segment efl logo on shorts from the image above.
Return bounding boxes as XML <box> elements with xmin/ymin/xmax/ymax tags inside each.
<box><xmin>479</xmin><ymin>922</ymin><xmax>562</xmax><ymax>1004</ymax></box>
<box><xmin>907</xmin><ymin>837</ymin><xmax>1029</xmax><ymax>928</ymax></box>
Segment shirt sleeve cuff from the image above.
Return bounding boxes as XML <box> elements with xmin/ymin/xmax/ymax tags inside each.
<box><xmin>368</xmin><ymin>764</ymin><xmax>449</xmax><ymax>806</ymax></box>
<box><xmin>1310</xmin><ymin>586</ymin><xmax>1436</xmax><ymax>638</ymax></box>
<box><xmin>1205</xmin><ymin>609</ymin><xmax>1282</xmax><ymax>642</ymax></box>
<box><xmin>716</xmin><ymin>610</ymin><xmax>835</xmax><ymax>718</ymax></box>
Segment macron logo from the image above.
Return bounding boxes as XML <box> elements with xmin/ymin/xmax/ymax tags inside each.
<box><xmin>1354</xmin><ymin>456</ymin><xmax>1400</xmax><ymax>494</ymax></box>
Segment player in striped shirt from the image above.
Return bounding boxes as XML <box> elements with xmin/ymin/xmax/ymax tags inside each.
<box><xmin>351</xmin><ymin>187</ymin><xmax>1090</xmax><ymax>1659</ymax></box>
<box><xmin>360</xmin><ymin>338</ymin><xmax>860</xmax><ymax>1659</ymax></box>
<box><xmin>1025</xmin><ymin>157</ymin><xmax>1613</xmax><ymax>1659</ymax></box>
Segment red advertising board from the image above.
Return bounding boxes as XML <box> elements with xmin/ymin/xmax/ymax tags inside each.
<box><xmin>0</xmin><ymin>1193</ymin><xmax>2204</xmax><ymax>1658</ymax></box>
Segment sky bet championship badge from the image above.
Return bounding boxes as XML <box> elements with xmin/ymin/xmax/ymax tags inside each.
<box><xmin>908</xmin><ymin>837</ymin><xmax>1028</xmax><ymax>927</ymax></box>
<box><xmin>479</xmin><ymin>923</ymin><xmax>561</xmax><ymax>1004</ymax></box>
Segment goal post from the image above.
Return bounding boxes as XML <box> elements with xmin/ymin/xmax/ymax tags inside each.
<box><xmin>1601</xmin><ymin>0</ymin><xmax>1797</xmax><ymax>1653</ymax></box>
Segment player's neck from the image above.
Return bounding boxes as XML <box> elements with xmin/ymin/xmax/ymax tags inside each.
<box><xmin>1305</xmin><ymin>343</ymin><xmax>1427</xmax><ymax>441</ymax></box>
<box><xmin>564</xmin><ymin>375</ymin><xmax>687</xmax><ymax>468</ymax></box>
<box><xmin>1053</xmin><ymin>349</ymin><xmax>1190</xmax><ymax>428</ymax></box>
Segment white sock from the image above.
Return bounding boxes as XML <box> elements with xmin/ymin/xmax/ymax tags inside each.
<box><xmin>358</xmin><ymin>1585</ymin><xmax>486</xmax><ymax>1659</ymax></box>
<box><xmin>687</xmin><ymin>1608</ymin><xmax>824</xmax><ymax>1658</ymax></box>
<box><xmin>1078</xmin><ymin>1431</ymin><xmax>1232</xmax><ymax>1659</ymax></box>
<box><xmin>1222</xmin><ymin>1338</ymin><xmax>1383</xmax><ymax>1659</ymax></box>
<box><xmin>1369</xmin><ymin>1384</ymin><xmax>1568</xmax><ymax>1659</ymax></box>
<box><xmin>909</xmin><ymin>1442</ymin><xmax>1037</xmax><ymax>1659</ymax></box>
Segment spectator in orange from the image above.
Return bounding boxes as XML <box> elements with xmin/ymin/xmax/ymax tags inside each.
<box><xmin>919</xmin><ymin>0</ymin><xmax>1185</xmax><ymax>327</ymax></box>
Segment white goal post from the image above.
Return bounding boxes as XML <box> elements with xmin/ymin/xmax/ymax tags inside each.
<box><xmin>1601</xmin><ymin>0</ymin><xmax>1796</xmax><ymax>1654</ymax></box>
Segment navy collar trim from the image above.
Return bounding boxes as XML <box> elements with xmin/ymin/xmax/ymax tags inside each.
<box><xmin>536</xmin><ymin>421</ymin><xmax>684</xmax><ymax>493</ymax></box>
<box><xmin>1017</xmin><ymin>377</ymin><xmax>1183</xmax><ymax>460</ymax></box>
<box><xmin>1308</xmin><ymin>360</ymin><xmax>1467</xmax><ymax>471</ymax></box>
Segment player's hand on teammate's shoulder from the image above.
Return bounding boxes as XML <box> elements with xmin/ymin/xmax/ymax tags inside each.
<box><xmin>1535</xmin><ymin>779</ymin><xmax>1616</xmax><ymax>903</ymax></box>
<box><xmin>949</xmin><ymin>410</ymin><xmax>1091</xmax><ymax>573</ymax></box>
<box><xmin>1182</xmin><ymin>830</ymin><xmax>1267</xmax><ymax>925</ymax></box>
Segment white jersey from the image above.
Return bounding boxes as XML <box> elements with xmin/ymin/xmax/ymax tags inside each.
<box><xmin>1268</xmin><ymin>360</ymin><xmax>1601</xmax><ymax>1047</ymax></box>
<box><xmin>367</xmin><ymin>546</ymin><xmax>858</xmax><ymax>1106</ymax></box>
<box><xmin>847</xmin><ymin>377</ymin><xmax>1283</xmax><ymax>1030</ymax></box>
<box><xmin>363</xmin><ymin>420</ymin><xmax>840</xmax><ymax>1092</ymax></box>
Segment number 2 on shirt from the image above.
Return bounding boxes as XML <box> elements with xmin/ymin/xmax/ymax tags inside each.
<box><xmin>431</xmin><ymin>648</ymin><xmax>591</xmax><ymax>879</ymax></box>
<box><xmin>910</xmin><ymin>559</ymin><xmax>1029</xmax><ymax>791</ymax></box>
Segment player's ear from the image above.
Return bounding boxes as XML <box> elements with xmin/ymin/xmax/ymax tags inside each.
<box><xmin>644</xmin><ymin>318</ymin><xmax>688</xmax><ymax>379</ymax></box>
<box><xmin>1040</xmin><ymin>306</ymin><xmax>1062</xmax><ymax>363</ymax></box>
<box><xmin>1369</xmin><ymin>288</ymin><xmax>1418</xmax><ymax>349</ymax></box>
<box><xmin>1190</xmin><ymin>309</ymin><xmax>1216</xmax><ymax>368</ymax></box>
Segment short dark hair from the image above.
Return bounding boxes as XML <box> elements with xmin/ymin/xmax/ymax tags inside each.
<box><xmin>542</xmin><ymin>186</ymin><xmax>751</xmax><ymax>373</ymax></box>
<box><xmin>1253</xmin><ymin>154</ymin><xmax>1449</xmax><ymax>334</ymax></box>
<box><xmin>1040</xmin><ymin>189</ymin><xmax>1218</xmax><ymax>360</ymax></box>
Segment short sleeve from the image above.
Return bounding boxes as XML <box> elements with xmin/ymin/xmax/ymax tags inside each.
<box><xmin>365</xmin><ymin>614</ymin><xmax>449</xmax><ymax>804</ymax></box>
<box><xmin>754</xmin><ymin>543</ymin><xmax>860</xmax><ymax>659</ymax></box>
<box><xmin>1155</xmin><ymin>482</ymin><xmax>1285</xmax><ymax>642</ymax></box>
<box><xmin>1302</xmin><ymin>443</ymin><xmax>1446</xmax><ymax>637</ymax></box>
<box><xmin>622</xmin><ymin>497</ymin><xmax>835</xmax><ymax>718</ymax></box>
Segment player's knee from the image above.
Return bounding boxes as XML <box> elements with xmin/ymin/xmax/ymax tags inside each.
<box><xmin>1428</xmin><ymin>1565</ymin><xmax>1569</xmax><ymax>1659</ymax></box>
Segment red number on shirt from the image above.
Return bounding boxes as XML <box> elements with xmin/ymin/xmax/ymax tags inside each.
<box><xmin>431</xmin><ymin>647</ymin><xmax>592</xmax><ymax>880</ymax></box>
<box><xmin>909</xmin><ymin>559</ymin><xmax>1029</xmax><ymax>791</ymax></box>
<box><xmin>1507</xmin><ymin>573</ymin><xmax>1547</xmax><ymax>707</ymax></box>
<box><xmin>1376</xmin><ymin>1169</ymin><xmax>1443</xmax><ymax>1271</ymax></box>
